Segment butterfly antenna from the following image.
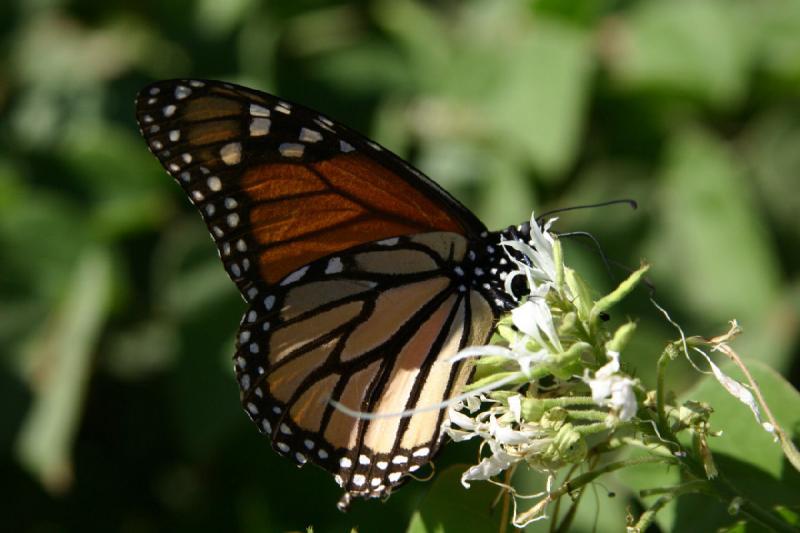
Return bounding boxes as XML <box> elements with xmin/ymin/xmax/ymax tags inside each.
<box><xmin>556</xmin><ymin>231</ymin><xmax>614</xmax><ymax>280</ymax></box>
<box><xmin>536</xmin><ymin>199</ymin><xmax>637</xmax><ymax>224</ymax></box>
<box><xmin>557</xmin><ymin>230</ymin><xmax>656</xmax><ymax>293</ymax></box>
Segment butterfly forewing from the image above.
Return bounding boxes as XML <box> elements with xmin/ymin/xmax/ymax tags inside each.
<box><xmin>233</xmin><ymin>232</ymin><xmax>496</xmax><ymax>499</ymax></box>
<box><xmin>134</xmin><ymin>79</ymin><xmax>486</xmax><ymax>296</ymax></box>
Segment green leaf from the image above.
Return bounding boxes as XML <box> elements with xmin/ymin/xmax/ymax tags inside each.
<box><xmin>646</xmin><ymin>128</ymin><xmax>786</xmax><ymax>368</ymax></box>
<box><xmin>15</xmin><ymin>246</ymin><xmax>113</xmax><ymax>493</ymax></box>
<box><xmin>485</xmin><ymin>18</ymin><xmax>592</xmax><ymax>179</ymax></box>
<box><xmin>406</xmin><ymin>464</ymin><xmax>506</xmax><ymax>533</ymax></box>
<box><xmin>742</xmin><ymin>110</ymin><xmax>800</xmax><ymax>243</ymax></box>
<box><xmin>621</xmin><ymin>319</ymin><xmax>798</xmax><ymax>531</ymax></box>
<box><xmin>608</xmin><ymin>0</ymin><xmax>756</xmax><ymax>108</ymax></box>
<box><xmin>681</xmin><ymin>359</ymin><xmax>800</xmax><ymax>485</ymax></box>
<box><xmin>642</xmin><ymin>359</ymin><xmax>800</xmax><ymax>532</ymax></box>
<box><xmin>758</xmin><ymin>1</ymin><xmax>800</xmax><ymax>84</ymax></box>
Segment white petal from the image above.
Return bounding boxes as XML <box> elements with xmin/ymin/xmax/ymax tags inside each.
<box><xmin>508</xmin><ymin>394</ymin><xmax>522</xmax><ymax>423</ymax></box>
<box><xmin>695</xmin><ymin>348</ymin><xmax>764</xmax><ymax>426</ymax></box>
<box><xmin>461</xmin><ymin>448</ymin><xmax>516</xmax><ymax>487</ymax></box>
<box><xmin>609</xmin><ymin>377</ymin><xmax>638</xmax><ymax>421</ymax></box>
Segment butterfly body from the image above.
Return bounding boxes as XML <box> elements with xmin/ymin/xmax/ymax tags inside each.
<box><xmin>135</xmin><ymin>80</ymin><xmax>531</xmax><ymax>506</ymax></box>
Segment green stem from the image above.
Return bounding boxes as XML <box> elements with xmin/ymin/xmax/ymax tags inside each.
<box><xmin>514</xmin><ymin>456</ymin><xmax>672</xmax><ymax>525</ymax></box>
<box><xmin>639</xmin><ymin>410</ymin><xmax>794</xmax><ymax>532</ymax></box>
<box><xmin>636</xmin><ymin>480</ymin><xmax>715</xmax><ymax>531</ymax></box>
<box><xmin>655</xmin><ymin>344</ymin><xmax>674</xmax><ymax>433</ymax></box>
<box><xmin>707</xmin><ymin>475</ymin><xmax>797</xmax><ymax>533</ymax></box>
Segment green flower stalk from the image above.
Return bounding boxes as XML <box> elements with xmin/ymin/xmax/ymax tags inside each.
<box><xmin>443</xmin><ymin>213</ymin><xmax>799</xmax><ymax>530</ymax></box>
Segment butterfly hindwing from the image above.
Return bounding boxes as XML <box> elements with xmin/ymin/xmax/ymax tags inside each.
<box><xmin>233</xmin><ymin>232</ymin><xmax>495</xmax><ymax>499</ymax></box>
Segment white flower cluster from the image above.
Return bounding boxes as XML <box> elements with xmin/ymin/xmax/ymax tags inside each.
<box><xmin>444</xmin><ymin>213</ymin><xmax>639</xmax><ymax>490</ymax></box>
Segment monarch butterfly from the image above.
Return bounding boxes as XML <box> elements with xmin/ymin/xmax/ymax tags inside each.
<box><xmin>135</xmin><ymin>80</ymin><xmax>533</xmax><ymax>509</ymax></box>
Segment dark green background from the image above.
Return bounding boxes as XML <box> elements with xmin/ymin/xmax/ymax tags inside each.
<box><xmin>2</xmin><ymin>0</ymin><xmax>799</xmax><ymax>531</ymax></box>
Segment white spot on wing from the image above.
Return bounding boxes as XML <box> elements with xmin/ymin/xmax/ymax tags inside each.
<box><xmin>299</xmin><ymin>127</ymin><xmax>322</xmax><ymax>143</ymax></box>
<box><xmin>340</xmin><ymin>457</ymin><xmax>352</xmax><ymax>468</ymax></box>
<box><xmin>352</xmin><ymin>474</ymin><xmax>366</xmax><ymax>487</ymax></box>
<box><xmin>263</xmin><ymin>295</ymin><xmax>275</xmax><ymax>310</ymax></box>
<box><xmin>339</xmin><ymin>140</ymin><xmax>354</xmax><ymax>153</ymax></box>
<box><xmin>388</xmin><ymin>472</ymin><xmax>402</xmax><ymax>483</ymax></box>
<box><xmin>314</xmin><ymin>117</ymin><xmax>335</xmax><ymax>132</ymax></box>
<box><xmin>279</xmin><ymin>143</ymin><xmax>304</xmax><ymax>158</ymax></box>
<box><xmin>325</xmin><ymin>257</ymin><xmax>343</xmax><ymax>274</ymax></box>
<box><xmin>207</xmin><ymin>176</ymin><xmax>222</xmax><ymax>191</ymax></box>
<box><xmin>250</xmin><ymin>103</ymin><xmax>270</xmax><ymax>117</ymax></box>
<box><xmin>174</xmin><ymin>85</ymin><xmax>191</xmax><ymax>99</ymax></box>
<box><xmin>163</xmin><ymin>104</ymin><xmax>176</xmax><ymax>117</ymax></box>
<box><xmin>220</xmin><ymin>142</ymin><xmax>242</xmax><ymax>165</ymax></box>
<box><xmin>412</xmin><ymin>447</ymin><xmax>430</xmax><ymax>457</ymax></box>
<box><xmin>250</xmin><ymin>117</ymin><xmax>271</xmax><ymax>136</ymax></box>
<box><xmin>280</xmin><ymin>266</ymin><xmax>309</xmax><ymax>286</ymax></box>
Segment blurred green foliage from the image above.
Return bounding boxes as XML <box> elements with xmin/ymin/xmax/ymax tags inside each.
<box><xmin>1</xmin><ymin>0</ymin><xmax>798</xmax><ymax>531</ymax></box>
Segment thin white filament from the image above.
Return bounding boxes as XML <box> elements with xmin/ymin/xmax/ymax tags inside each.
<box><xmin>328</xmin><ymin>371</ymin><xmax>522</xmax><ymax>421</ymax></box>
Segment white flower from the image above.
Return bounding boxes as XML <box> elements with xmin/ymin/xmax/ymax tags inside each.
<box><xmin>585</xmin><ymin>351</ymin><xmax>638</xmax><ymax>421</ymax></box>
<box><xmin>461</xmin><ymin>440</ymin><xmax>517</xmax><ymax>488</ymax></box>
<box><xmin>511</xmin><ymin>299</ymin><xmax>563</xmax><ymax>352</ymax></box>
<box><xmin>500</xmin><ymin>213</ymin><xmax>560</xmax><ymax>296</ymax></box>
